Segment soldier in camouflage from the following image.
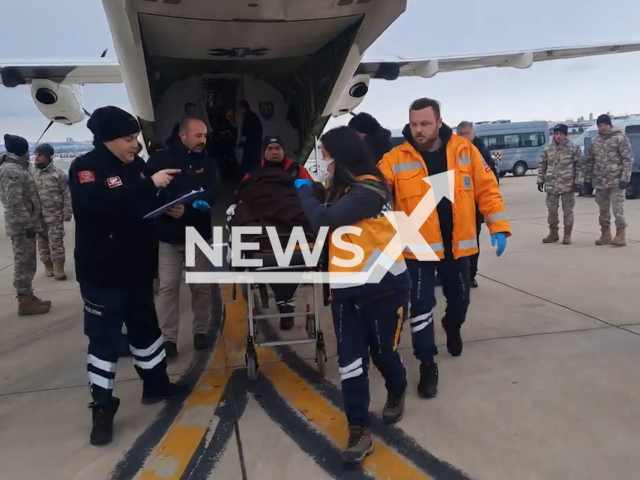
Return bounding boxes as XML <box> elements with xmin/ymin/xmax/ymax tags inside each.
<box><xmin>584</xmin><ymin>114</ymin><xmax>633</xmax><ymax>247</ymax></box>
<box><xmin>31</xmin><ymin>143</ymin><xmax>72</xmax><ymax>280</ymax></box>
<box><xmin>537</xmin><ymin>124</ymin><xmax>584</xmax><ymax>245</ymax></box>
<box><xmin>0</xmin><ymin>134</ymin><xmax>51</xmax><ymax>315</ymax></box>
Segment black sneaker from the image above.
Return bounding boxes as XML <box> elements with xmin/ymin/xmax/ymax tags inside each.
<box><xmin>442</xmin><ymin>317</ymin><xmax>463</xmax><ymax>357</ymax></box>
<box><xmin>417</xmin><ymin>362</ymin><xmax>438</xmax><ymax>399</ymax></box>
<box><xmin>342</xmin><ymin>426</ymin><xmax>374</xmax><ymax>466</ymax></box>
<box><xmin>89</xmin><ymin>397</ymin><xmax>120</xmax><ymax>446</ymax></box>
<box><xmin>471</xmin><ymin>278</ymin><xmax>478</xmax><ymax>288</ymax></box>
<box><xmin>278</xmin><ymin>303</ymin><xmax>295</xmax><ymax>331</ymax></box>
<box><xmin>193</xmin><ymin>334</ymin><xmax>212</xmax><ymax>350</ymax></box>
<box><xmin>141</xmin><ymin>382</ymin><xmax>191</xmax><ymax>405</ymax></box>
<box><xmin>164</xmin><ymin>341</ymin><xmax>178</xmax><ymax>358</ymax></box>
<box><xmin>382</xmin><ymin>390</ymin><xmax>406</xmax><ymax>424</ymax></box>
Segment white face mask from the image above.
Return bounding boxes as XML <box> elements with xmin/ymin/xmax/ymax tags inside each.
<box><xmin>317</xmin><ymin>158</ymin><xmax>334</xmax><ymax>183</ymax></box>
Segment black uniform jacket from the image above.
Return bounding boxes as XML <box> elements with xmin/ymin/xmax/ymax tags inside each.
<box><xmin>69</xmin><ymin>144</ymin><xmax>161</xmax><ymax>289</ymax></box>
<box><xmin>146</xmin><ymin>141</ymin><xmax>220</xmax><ymax>244</ymax></box>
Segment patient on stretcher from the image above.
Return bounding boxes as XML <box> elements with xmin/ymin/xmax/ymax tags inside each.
<box><xmin>226</xmin><ymin>135</ymin><xmax>325</xmax><ymax>330</ymax></box>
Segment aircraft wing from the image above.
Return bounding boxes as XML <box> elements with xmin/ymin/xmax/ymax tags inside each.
<box><xmin>0</xmin><ymin>61</ymin><xmax>122</xmax><ymax>87</ymax></box>
<box><xmin>358</xmin><ymin>42</ymin><xmax>640</xmax><ymax>79</ymax></box>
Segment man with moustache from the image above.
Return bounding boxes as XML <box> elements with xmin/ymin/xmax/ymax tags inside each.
<box><xmin>379</xmin><ymin>98</ymin><xmax>511</xmax><ymax>398</ymax></box>
<box><xmin>147</xmin><ymin>117</ymin><xmax>221</xmax><ymax>357</ymax></box>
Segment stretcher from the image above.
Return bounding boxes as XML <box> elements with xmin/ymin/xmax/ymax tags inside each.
<box><xmin>229</xmin><ymin>232</ymin><xmax>330</xmax><ymax>381</ymax></box>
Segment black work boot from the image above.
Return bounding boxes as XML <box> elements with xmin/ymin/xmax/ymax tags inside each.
<box><xmin>442</xmin><ymin>316</ymin><xmax>463</xmax><ymax>357</ymax></box>
<box><xmin>141</xmin><ymin>382</ymin><xmax>191</xmax><ymax>405</ymax></box>
<box><xmin>118</xmin><ymin>335</ymin><xmax>131</xmax><ymax>358</ymax></box>
<box><xmin>382</xmin><ymin>390</ymin><xmax>406</xmax><ymax>424</ymax></box>
<box><xmin>164</xmin><ymin>341</ymin><xmax>178</xmax><ymax>358</ymax></box>
<box><xmin>278</xmin><ymin>302</ymin><xmax>295</xmax><ymax>331</ymax></box>
<box><xmin>417</xmin><ymin>362</ymin><xmax>438</xmax><ymax>399</ymax></box>
<box><xmin>89</xmin><ymin>397</ymin><xmax>120</xmax><ymax>446</ymax></box>
<box><xmin>193</xmin><ymin>334</ymin><xmax>212</xmax><ymax>351</ymax></box>
<box><xmin>470</xmin><ymin>277</ymin><xmax>478</xmax><ymax>288</ymax></box>
<box><xmin>342</xmin><ymin>426</ymin><xmax>374</xmax><ymax>466</ymax></box>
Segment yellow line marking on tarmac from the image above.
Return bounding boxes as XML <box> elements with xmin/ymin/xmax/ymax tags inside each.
<box><xmin>261</xmin><ymin>360</ymin><xmax>433</xmax><ymax>478</ymax></box>
<box><xmin>136</xmin><ymin>285</ymin><xmax>430</xmax><ymax>479</ymax></box>
<box><xmin>136</xmin><ymin>285</ymin><xmax>245</xmax><ymax>480</ymax></box>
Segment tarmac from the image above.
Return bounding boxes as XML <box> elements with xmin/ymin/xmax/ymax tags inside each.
<box><xmin>1</xmin><ymin>173</ymin><xmax>640</xmax><ymax>480</ymax></box>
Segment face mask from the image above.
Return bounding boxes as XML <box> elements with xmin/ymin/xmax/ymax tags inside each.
<box><xmin>317</xmin><ymin>158</ymin><xmax>334</xmax><ymax>183</ymax></box>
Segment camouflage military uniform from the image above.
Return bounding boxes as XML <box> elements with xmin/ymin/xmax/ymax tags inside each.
<box><xmin>31</xmin><ymin>163</ymin><xmax>72</xmax><ymax>267</ymax></box>
<box><xmin>538</xmin><ymin>138</ymin><xmax>584</xmax><ymax>233</ymax></box>
<box><xmin>585</xmin><ymin>129</ymin><xmax>633</xmax><ymax>245</ymax></box>
<box><xmin>0</xmin><ymin>153</ymin><xmax>44</xmax><ymax>295</ymax></box>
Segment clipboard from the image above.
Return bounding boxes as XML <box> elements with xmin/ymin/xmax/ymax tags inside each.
<box><xmin>143</xmin><ymin>188</ymin><xmax>208</xmax><ymax>219</ymax></box>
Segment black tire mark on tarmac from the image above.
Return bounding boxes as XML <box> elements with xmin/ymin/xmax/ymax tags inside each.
<box><xmin>247</xmin><ymin>372</ymin><xmax>371</xmax><ymax>480</ymax></box>
<box><xmin>180</xmin><ymin>371</ymin><xmax>249</xmax><ymax>480</ymax></box>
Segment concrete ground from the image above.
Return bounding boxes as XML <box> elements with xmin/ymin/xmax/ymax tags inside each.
<box><xmin>1</xmin><ymin>174</ymin><xmax>640</xmax><ymax>480</ymax></box>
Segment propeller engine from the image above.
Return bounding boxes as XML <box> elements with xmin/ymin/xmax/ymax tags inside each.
<box><xmin>30</xmin><ymin>79</ymin><xmax>86</xmax><ymax>143</ymax></box>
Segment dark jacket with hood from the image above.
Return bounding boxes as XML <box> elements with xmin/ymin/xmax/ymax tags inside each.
<box><xmin>146</xmin><ymin>140</ymin><xmax>221</xmax><ymax>244</ymax></box>
<box><xmin>402</xmin><ymin>123</ymin><xmax>456</xmax><ymax>257</ymax></box>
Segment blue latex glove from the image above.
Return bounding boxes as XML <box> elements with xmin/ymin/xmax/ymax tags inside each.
<box><xmin>491</xmin><ymin>233</ymin><xmax>507</xmax><ymax>257</ymax></box>
<box><xmin>192</xmin><ymin>200</ymin><xmax>211</xmax><ymax>212</ymax></box>
<box><xmin>294</xmin><ymin>179</ymin><xmax>312</xmax><ymax>189</ymax></box>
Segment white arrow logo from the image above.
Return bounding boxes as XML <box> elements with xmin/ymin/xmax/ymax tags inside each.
<box><xmin>330</xmin><ymin>170</ymin><xmax>456</xmax><ymax>285</ymax></box>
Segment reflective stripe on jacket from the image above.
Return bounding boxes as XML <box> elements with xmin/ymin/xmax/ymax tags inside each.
<box><xmin>328</xmin><ymin>175</ymin><xmax>408</xmax><ymax>291</ymax></box>
<box><xmin>378</xmin><ymin>135</ymin><xmax>511</xmax><ymax>260</ymax></box>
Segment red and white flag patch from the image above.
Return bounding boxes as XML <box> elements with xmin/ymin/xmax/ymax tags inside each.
<box><xmin>78</xmin><ymin>170</ymin><xmax>95</xmax><ymax>184</ymax></box>
<box><xmin>107</xmin><ymin>176</ymin><xmax>123</xmax><ymax>188</ymax></box>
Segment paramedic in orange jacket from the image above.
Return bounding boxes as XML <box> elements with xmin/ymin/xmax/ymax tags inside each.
<box><xmin>379</xmin><ymin>97</ymin><xmax>511</xmax><ymax>399</ymax></box>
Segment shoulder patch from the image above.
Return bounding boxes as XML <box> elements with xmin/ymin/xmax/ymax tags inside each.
<box><xmin>78</xmin><ymin>170</ymin><xmax>95</xmax><ymax>184</ymax></box>
<box><xmin>107</xmin><ymin>176</ymin><xmax>123</xmax><ymax>188</ymax></box>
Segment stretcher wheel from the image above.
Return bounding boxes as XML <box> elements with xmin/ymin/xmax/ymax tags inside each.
<box><xmin>246</xmin><ymin>349</ymin><xmax>258</xmax><ymax>381</ymax></box>
<box><xmin>315</xmin><ymin>345</ymin><xmax>326</xmax><ymax>377</ymax></box>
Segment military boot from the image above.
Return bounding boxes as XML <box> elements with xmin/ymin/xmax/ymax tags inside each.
<box><xmin>595</xmin><ymin>227</ymin><xmax>612</xmax><ymax>245</ymax></box>
<box><xmin>32</xmin><ymin>294</ymin><xmax>52</xmax><ymax>307</ymax></box>
<box><xmin>542</xmin><ymin>226</ymin><xmax>559</xmax><ymax>243</ymax></box>
<box><xmin>342</xmin><ymin>426</ymin><xmax>374</xmax><ymax>466</ymax></box>
<box><xmin>562</xmin><ymin>225</ymin><xmax>573</xmax><ymax>245</ymax></box>
<box><xmin>43</xmin><ymin>259</ymin><xmax>54</xmax><ymax>277</ymax></box>
<box><xmin>53</xmin><ymin>260</ymin><xmax>67</xmax><ymax>280</ymax></box>
<box><xmin>89</xmin><ymin>397</ymin><xmax>120</xmax><ymax>446</ymax></box>
<box><xmin>17</xmin><ymin>294</ymin><xmax>51</xmax><ymax>316</ymax></box>
<box><xmin>611</xmin><ymin>227</ymin><xmax>627</xmax><ymax>247</ymax></box>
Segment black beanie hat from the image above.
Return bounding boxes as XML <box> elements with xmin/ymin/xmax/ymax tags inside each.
<box><xmin>553</xmin><ymin>124</ymin><xmax>569</xmax><ymax>135</ymax></box>
<box><xmin>34</xmin><ymin>143</ymin><xmax>54</xmax><ymax>158</ymax></box>
<box><xmin>348</xmin><ymin>112</ymin><xmax>381</xmax><ymax>136</ymax></box>
<box><xmin>87</xmin><ymin>106</ymin><xmax>141</xmax><ymax>142</ymax></box>
<box><xmin>262</xmin><ymin>135</ymin><xmax>285</xmax><ymax>154</ymax></box>
<box><xmin>4</xmin><ymin>134</ymin><xmax>29</xmax><ymax>157</ymax></box>
<box><xmin>596</xmin><ymin>114</ymin><xmax>612</xmax><ymax>126</ymax></box>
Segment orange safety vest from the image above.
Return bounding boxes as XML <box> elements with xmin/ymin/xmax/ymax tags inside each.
<box><xmin>378</xmin><ymin>134</ymin><xmax>511</xmax><ymax>260</ymax></box>
<box><xmin>328</xmin><ymin>176</ymin><xmax>408</xmax><ymax>291</ymax></box>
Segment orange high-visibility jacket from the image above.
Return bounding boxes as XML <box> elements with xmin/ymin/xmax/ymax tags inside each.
<box><xmin>378</xmin><ymin>134</ymin><xmax>511</xmax><ymax>260</ymax></box>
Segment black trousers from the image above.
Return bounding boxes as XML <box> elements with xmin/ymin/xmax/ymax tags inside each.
<box><xmin>410</xmin><ymin>256</ymin><xmax>471</xmax><ymax>362</ymax></box>
<box><xmin>331</xmin><ymin>290</ymin><xmax>408</xmax><ymax>427</ymax></box>
<box><xmin>81</xmin><ymin>283</ymin><xmax>170</xmax><ymax>406</ymax></box>
<box><xmin>270</xmin><ymin>283</ymin><xmax>298</xmax><ymax>307</ymax></box>
<box><xmin>468</xmin><ymin>215</ymin><xmax>483</xmax><ymax>280</ymax></box>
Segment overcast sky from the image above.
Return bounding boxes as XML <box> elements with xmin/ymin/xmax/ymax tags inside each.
<box><xmin>2</xmin><ymin>0</ymin><xmax>640</xmax><ymax>141</ymax></box>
